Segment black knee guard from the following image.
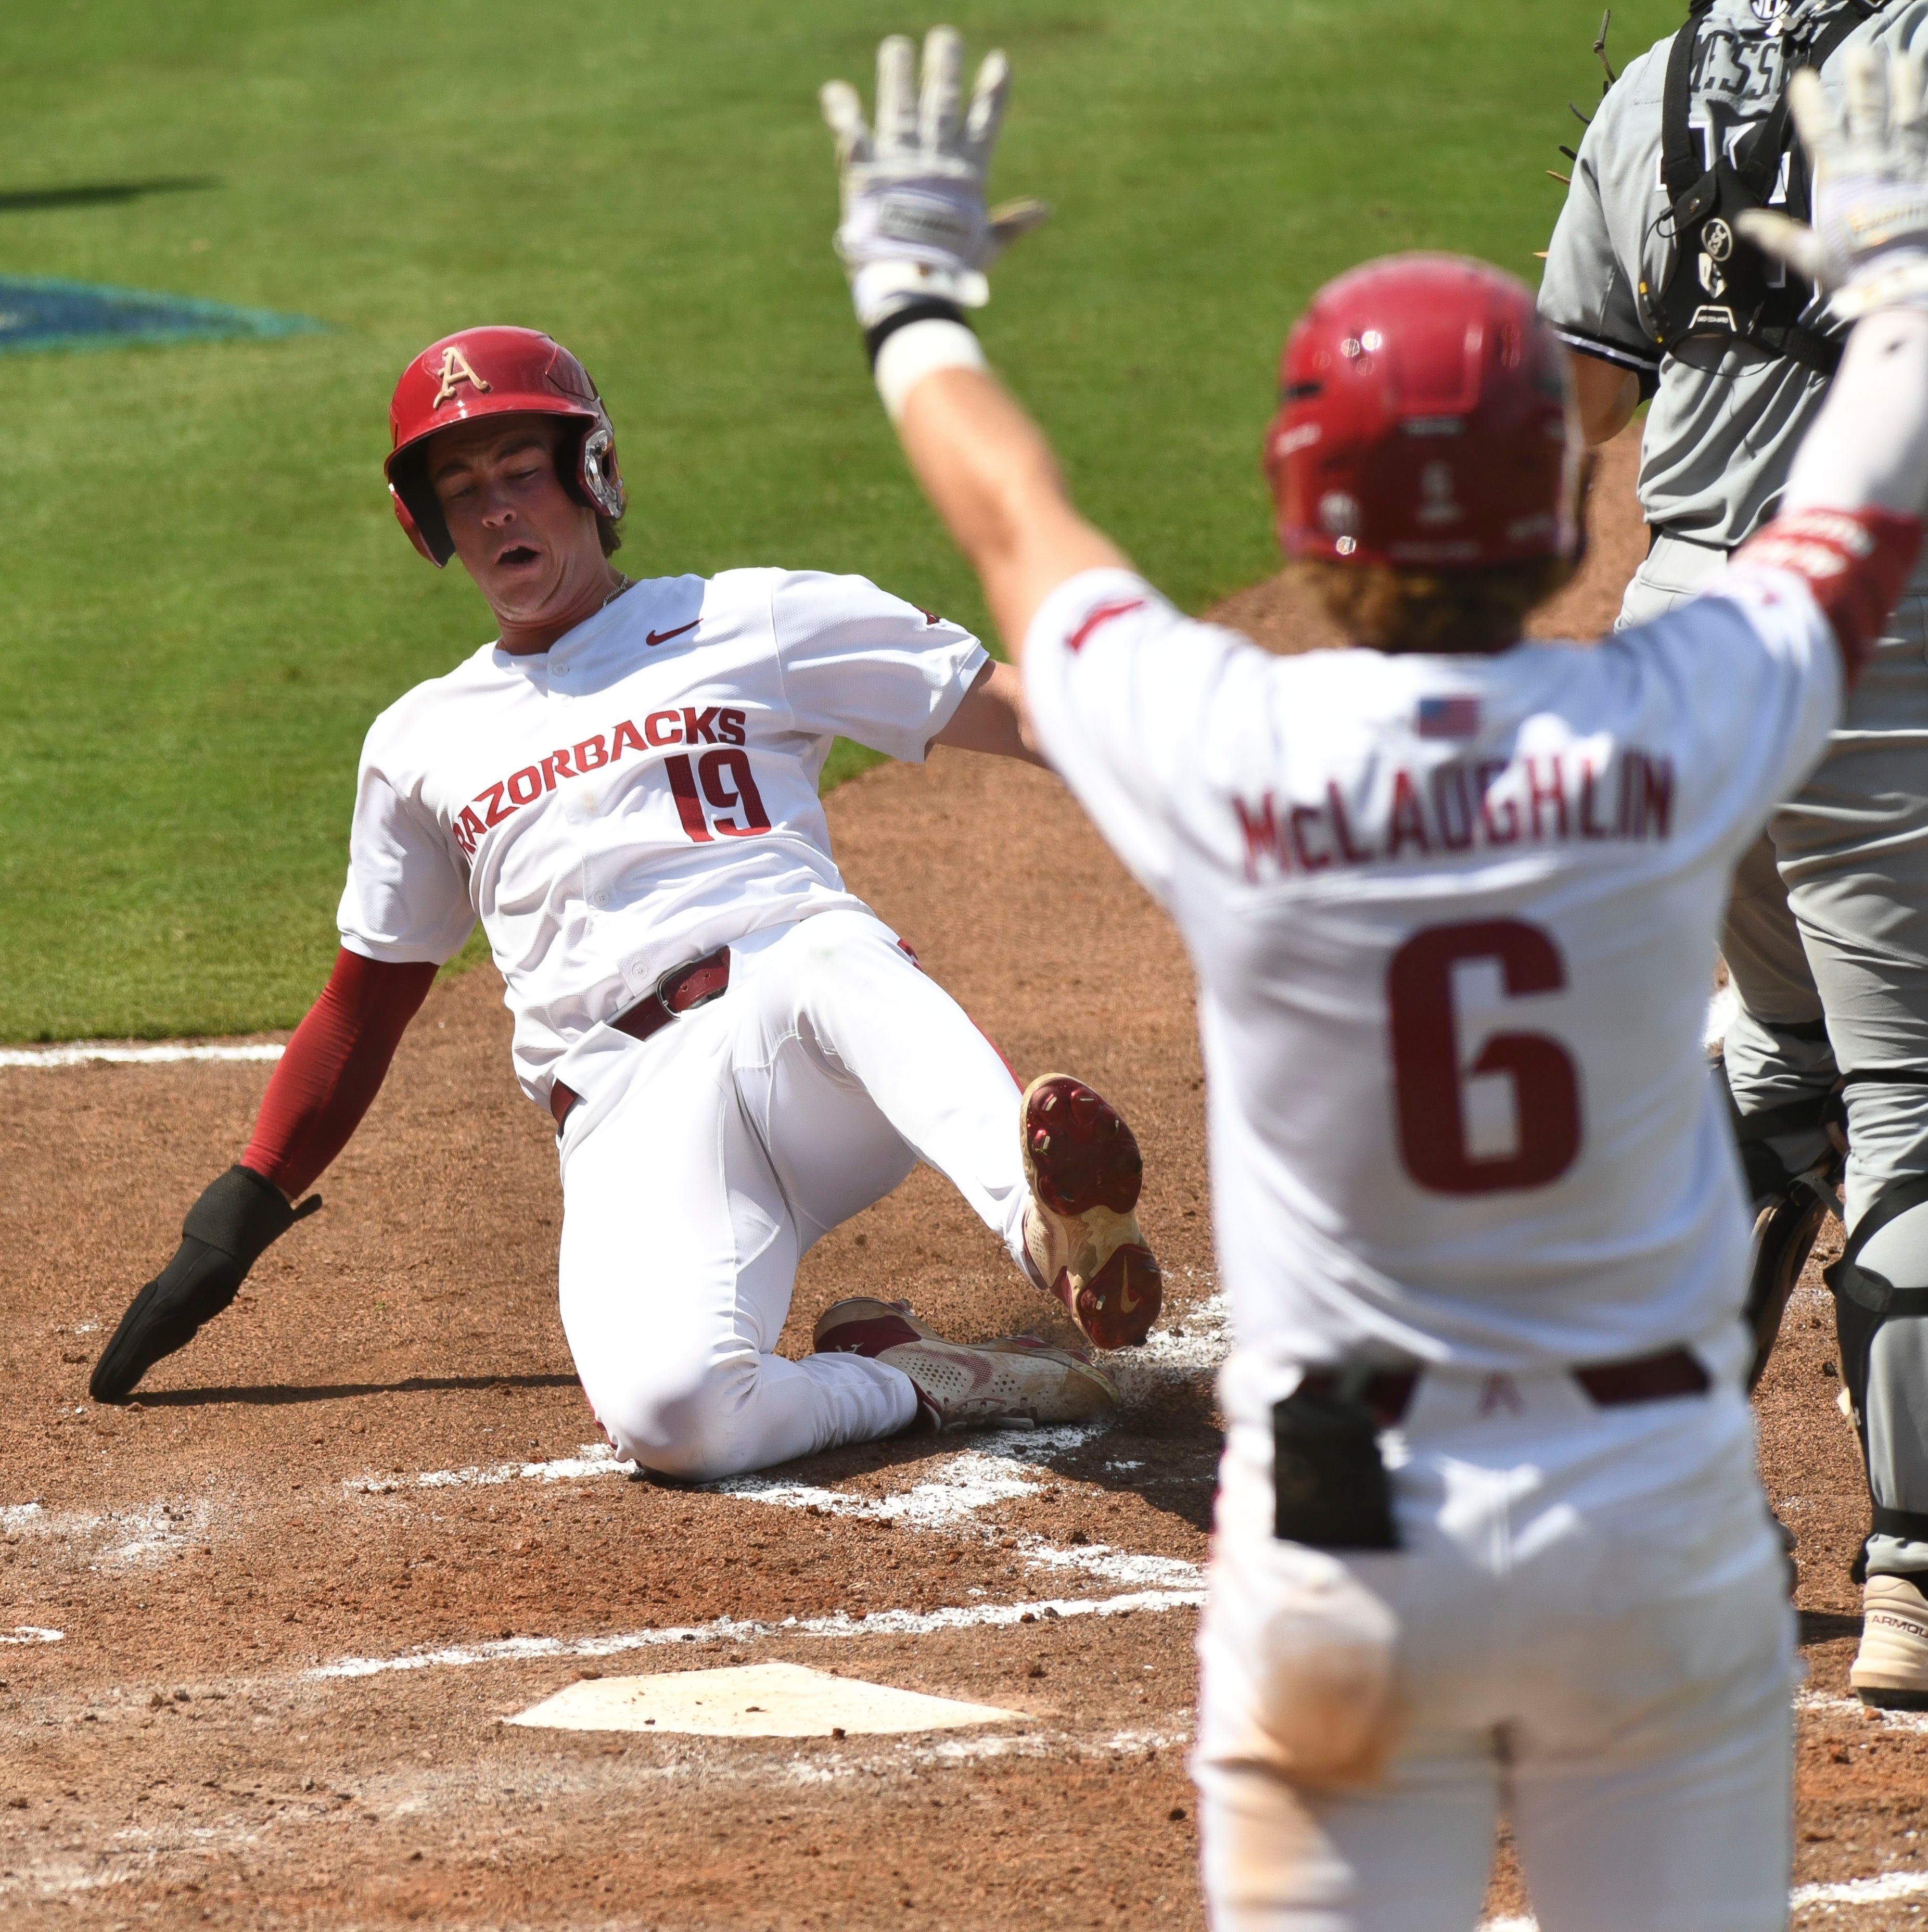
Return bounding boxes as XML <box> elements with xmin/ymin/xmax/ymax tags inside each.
<box><xmin>1717</xmin><ymin>1065</ymin><xmax>1843</xmax><ymax>1390</ymax></box>
<box><xmin>1826</xmin><ymin>1172</ymin><xmax>1928</xmax><ymax>1584</ymax></box>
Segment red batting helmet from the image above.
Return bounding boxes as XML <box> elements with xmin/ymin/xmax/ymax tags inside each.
<box><xmin>385</xmin><ymin>326</ymin><xmax>627</xmax><ymax>567</ymax></box>
<box><xmin>1265</xmin><ymin>254</ymin><xmax>1583</xmax><ymax>572</ymax></box>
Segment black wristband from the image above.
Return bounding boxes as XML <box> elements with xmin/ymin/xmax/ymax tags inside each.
<box><xmin>864</xmin><ymin>298</ymin><xmax>973</xmax><ymax>371</ymax></box>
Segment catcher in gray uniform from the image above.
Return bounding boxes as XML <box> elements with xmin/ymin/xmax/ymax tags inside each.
<box><xmin>1541</xmin><ymin>0</ymin><xmax>1928</xmax><ymax>1706</ymax></box>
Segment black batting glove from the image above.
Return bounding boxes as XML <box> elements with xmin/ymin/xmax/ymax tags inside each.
<box><xmin>89</xmin><ymin>1165</ymin><xmax>320</xmax><ymax>1404</ymax></box>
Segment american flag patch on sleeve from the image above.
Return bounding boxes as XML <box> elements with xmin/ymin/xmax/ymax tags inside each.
<box><xmin>1418</xmin><ymin>694</ymin><xmax>1480</xmax><ymax>739</ymax></box>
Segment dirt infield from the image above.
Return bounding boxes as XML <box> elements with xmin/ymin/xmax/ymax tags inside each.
<box><xmin>5</xmin><ymin>426</ymin><xmax>1925</xmax><ymax>1929</ymax></box>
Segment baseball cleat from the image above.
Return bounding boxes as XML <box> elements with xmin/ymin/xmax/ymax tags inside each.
<box><xmin>1852</xmin><ymin>1574</ymin><xmax>1928</xmax><ymax>1709</ymax></box>
<box><xmin>1019</xmin><ymin>1073</ymin><xmax>1162</xmax><ymax>1350</ymax></box>
<box><xmin>812</xmin><ymin>1296</ymin><xmax>1118</xmax><ymax>1431</ymax></box>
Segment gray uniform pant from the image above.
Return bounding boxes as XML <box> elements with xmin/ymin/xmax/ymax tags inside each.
<box><xmin>1623</xmin><ymin>534</ymin><xmax>1928</xmax><ymax>1579</ymax></box>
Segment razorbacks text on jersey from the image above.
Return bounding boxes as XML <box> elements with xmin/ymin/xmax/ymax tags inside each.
<box><xmin>337</xmin><ymin>571</ymin><xmax>986</xmax><ymax>1100</ymax></box>
<box><xmin>1022</xmin><ymin>565</ymin><xmax>1839</xmax><ymax>1400</ymax></box>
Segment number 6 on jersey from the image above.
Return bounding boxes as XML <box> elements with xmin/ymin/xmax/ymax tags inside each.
<box><xmin>1388</xmin><ymin>918</ymin><xmax>1583</xmax><ymax>1196</ymax></box>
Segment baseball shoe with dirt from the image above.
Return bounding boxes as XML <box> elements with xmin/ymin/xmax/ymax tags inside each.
<box><xmin>1018</xmin><ymin>1073</ymin><xmax>1162</xmax><ymax>1350</ymax></box>
<box><xmin>812</xmin><ymin>1297</ymin><xmax>1118</xmax><ymax>1431</ymax></box>
<box><xmin>1852</xmin><ymin>1574</ymin><xmax>1928</xmax><ymax>1709</ymax></box>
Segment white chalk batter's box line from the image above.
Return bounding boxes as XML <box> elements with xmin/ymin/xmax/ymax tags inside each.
<box><xmin>342</xmin><ymin>1284</ymin><xmax>1227</xmax><ymax>1512</ymax></box>
<box><xmin>304</xmin><ymin>1585</ymin><xmax>1205</xmax><ymax>1682</ymax></box>
<box><xmin>1799</xmin><ymin>1686</ymin><xmax>1928</xmax><ymax>1736</ymax></box>
<box><xmin>1479</xmin><ymin>1868</ymin><xmax>1928</xmax><ymax>1927</ymax></box>
<box><xmin>2</xmin><ymin>1496</ymin><xmax>219</xmax><ymax>1569</ymax></box>
<box><xmin>347</xmin><ymin>1429</ymin><xmax>1204</xmax><ymax>1597</ymax></box>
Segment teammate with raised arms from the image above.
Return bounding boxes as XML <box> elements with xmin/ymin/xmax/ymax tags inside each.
<box><xmin>87</xmin><ymin>321</ymin><xmax>1166</xmax><ymax>1478</ymax></box>
<box><xmin>817</xmin><ymin>26</ymin><xmax>1928</xmax><ymax>1926</ymax></box>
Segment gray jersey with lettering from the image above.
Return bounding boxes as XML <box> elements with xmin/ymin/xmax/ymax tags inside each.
<box><xmin>1539</xmin><ymin>0</ymin><xmax>1928</xmax><ymax>550</ymax></box>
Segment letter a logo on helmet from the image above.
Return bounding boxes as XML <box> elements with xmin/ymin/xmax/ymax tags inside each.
<box><xmin>385</xmin><ymin>325</ymin><xmax>627</xmax><ymax>568</ymax></box>
<box><xmin>431</xmin><ymin>345</ymin><xmax>492</xmax><ymax>408</ymax></box>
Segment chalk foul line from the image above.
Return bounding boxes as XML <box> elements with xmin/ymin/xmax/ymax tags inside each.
<box><xmin>0</xmin><ymin>1043</ymin><xmax>284</xmax><ymax>1069</ymax></box>
<box><xmin>303</xmin><ymin>1586</ymin><xmax>1203</xmax><ymax>1682</ymax></box>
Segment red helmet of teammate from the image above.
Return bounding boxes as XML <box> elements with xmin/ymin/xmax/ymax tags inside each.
<box><xmin>385</xmin><ymin>326</ymin><xmax>627</xmax><ymax>568</ymax></box>
<box><xmin>1264</xmin><ymin>253</ymin><xmax>1583</xmax><ymax>572</ymax></box>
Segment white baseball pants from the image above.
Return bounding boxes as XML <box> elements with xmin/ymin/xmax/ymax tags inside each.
<box><xmin>551</xmin><ymin>910</ymin><xmax>1032</xmax><ymax>1481</ymax></box>
<box><xmin>1193</xmin><ymin>1354</ymin><xmax>1796</xmax><ymax>1932</ymax></box>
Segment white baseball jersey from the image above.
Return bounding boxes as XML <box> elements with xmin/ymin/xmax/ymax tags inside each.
<box><xmin>1024</xmin><ymin>566</ymin><xmax>1840</xmax><ymax>1414</ymax></box>
<box><xmin>337</xmin><ymin>569</ymin><xmax>986</xmax><ymax>1100</ymax></box>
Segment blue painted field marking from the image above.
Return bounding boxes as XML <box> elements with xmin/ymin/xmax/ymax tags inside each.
<box><xmin>0</xmin><ymin>274</ymin><xmax>322</xmax><ymax>355</ymax></box>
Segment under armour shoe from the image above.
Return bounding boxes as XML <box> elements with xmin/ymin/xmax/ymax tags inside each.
<box><xmin>1018</xmin><ymin>1073</ymin><xmax>1162</xmax><ymax>1350</ymax></box>
<box><xmin>811</xmin><ymin>1297</ymin><xmax>1118</xmax><ymax>1430</ymax></box>
<box><xmin>1852</xmin><ymin>1573</ymin><xmax>1928</xmax><ymax>1709</ymax></box>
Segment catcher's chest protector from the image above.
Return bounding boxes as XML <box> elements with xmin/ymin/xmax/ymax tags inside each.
<box><xmin>1648</xmin><ymin>0</ymin><xmax>1882</xmax><ymax>376</ymax></box>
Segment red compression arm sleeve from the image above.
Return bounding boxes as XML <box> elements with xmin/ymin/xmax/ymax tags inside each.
<box><xmin>241</xmin><ymin>949</ymin><xmax>438</xmax><ymax>1199</ymax></box>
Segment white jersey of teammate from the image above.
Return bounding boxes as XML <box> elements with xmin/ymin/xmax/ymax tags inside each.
<box><xmin>335</xmin><ymin>569</ymin><xmax>985</xmax><ymax>1098</ymax></box>
<box><xmin>1024</xmin><ymin>562</ymin><xmax>1837</xmax><ymax>1408</ymax></box>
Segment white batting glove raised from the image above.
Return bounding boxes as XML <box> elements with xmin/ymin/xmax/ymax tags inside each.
<box><xmin>820</xmin><ymin>26</ymin><xmax>1049</xmax><ymax>330</ymax></box>
<box><xmin>1738</xmin><ymin>45</ymin><xmax>1928</xmax><ymax>320</ymax></box>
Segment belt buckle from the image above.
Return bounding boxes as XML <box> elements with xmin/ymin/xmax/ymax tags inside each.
<box><xmin>655</xmin><ymin>948</ymin><xmax>727</xmax><ymax>1016</ymax></box>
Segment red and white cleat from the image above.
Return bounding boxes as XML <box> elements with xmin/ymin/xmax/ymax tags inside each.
<box><xmin>812</xmin><ymin>1297</ymin><xmax>1117</xmax><ymax>1431</ymax></box>
<box><xmin>1018</xmin><ymin>1074</ymin><xmax>1163</xmax><ymax>1350</ymax></box>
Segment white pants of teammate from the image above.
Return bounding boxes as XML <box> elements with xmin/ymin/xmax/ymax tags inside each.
<box><xmin>551</xmin><ymin>910</ymin><xmax>1032</xmax><ymax>1481</ymax></box>
<box><xmin>1193</xmin><ymin>1356</ymin><xmax>1796</xmax><ymax>1932</ymax></box>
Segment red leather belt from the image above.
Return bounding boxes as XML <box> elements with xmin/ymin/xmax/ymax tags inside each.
<box><xmin>548</xmin><ymin>946</ymin><xmax>732</xmax><ymax>1130</ymax></box>
<box><xmin>1299</xmin><ymin>1344</ymin><xmax>1711</xmax><ymax>1430</ymax></box>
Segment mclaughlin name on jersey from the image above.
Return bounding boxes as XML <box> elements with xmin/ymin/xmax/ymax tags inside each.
<box><xmin>336</xmin><ymin>567</ymin><xmax>987</xmax><ymax>1101</ymax></box>
<box><xmin>1233</xmin><ymin>744</ymin><xmax>1677</xmax><ymax>882</ymax></box>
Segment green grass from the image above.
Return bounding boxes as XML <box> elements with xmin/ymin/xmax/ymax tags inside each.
<box><xmin>0</xmin><ymin>0</ymin><xmax>1680</xmax><ymax>1038</ymax></box>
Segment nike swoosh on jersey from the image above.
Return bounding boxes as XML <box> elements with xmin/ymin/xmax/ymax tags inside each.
<box><xmin>647</xmin><ymin>619</ymin><xmax>700</xmax><ymax>647</ymax></box>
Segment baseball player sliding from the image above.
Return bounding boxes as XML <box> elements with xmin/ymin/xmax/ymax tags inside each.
<box><xmin>819</xmin><ymin>27</ymin><xmax>1928</xmax><ymax>1929</ymax></box>
<box><xmin>87</xmin><ymin>321</ymin><xmax>1165</xmax><ymax>1477</ymax></box>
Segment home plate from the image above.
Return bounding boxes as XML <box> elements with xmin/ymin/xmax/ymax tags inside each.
<box><xmin>505</xmin><ymin>1661</ymin><xmax>1028</xmax><ymax>1738</ymax></box>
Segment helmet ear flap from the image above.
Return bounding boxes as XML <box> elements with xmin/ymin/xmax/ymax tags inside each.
<box><xmin>388</xmin><ymin>466</ymin><xmax>453</xmax><ymax>568</ymax></box>
<box><xmin>578</xmin><ymin>423</ymin><xmax>625</xmax><ymax>519</ymax></box>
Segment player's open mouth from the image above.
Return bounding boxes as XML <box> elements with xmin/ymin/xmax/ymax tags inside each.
<box><xmin>496</xmin><ymin>544</ymin><xmax>540</xmax><ymax>569</ymax></box>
